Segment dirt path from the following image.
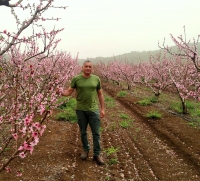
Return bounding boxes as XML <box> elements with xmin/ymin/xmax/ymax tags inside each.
<box><xmin>1</xmin><ymin>82</ymin><xmax>200</xmax><ymax>181</ymax></box>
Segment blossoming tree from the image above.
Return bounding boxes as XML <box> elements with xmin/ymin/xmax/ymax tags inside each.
<box><xmin>0</xmin><ymin>0</ymin><xmax>79</xmax><ymax>176</ymax></box>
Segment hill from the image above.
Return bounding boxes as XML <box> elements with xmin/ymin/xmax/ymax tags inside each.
<box><xmin>78</xmin><ymin>43</ymin><xmax>200</xmax><ymax>65</ymax></box>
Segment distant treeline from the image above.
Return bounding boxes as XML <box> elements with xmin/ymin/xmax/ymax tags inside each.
<box><xmin>78</xmin><ymin>43</ymin><xmax>200</xmax><ymax>65</ymax></box>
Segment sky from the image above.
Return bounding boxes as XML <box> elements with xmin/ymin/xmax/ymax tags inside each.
<box><xmin>1</xmin><ymin>0</ymin><xmax>200</xmax><ymax>59</ymax></box>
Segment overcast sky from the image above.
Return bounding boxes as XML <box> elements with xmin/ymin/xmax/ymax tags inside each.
<box><xmin>1</xmin><ymin>0</ymin><xmax>200</xmax><ymax>59</ymax></box>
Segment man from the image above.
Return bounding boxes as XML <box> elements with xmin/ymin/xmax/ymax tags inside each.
<box><xmin>58</xmin><ymin>60</ymin><xmax>105</xmax><ymax>165</ymax></box>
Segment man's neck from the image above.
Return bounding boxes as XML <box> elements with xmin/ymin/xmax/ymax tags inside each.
<box><xmin>82</xmin><ymin>73</ymin><xmax>91</xmax><ymax>78</ymax></box>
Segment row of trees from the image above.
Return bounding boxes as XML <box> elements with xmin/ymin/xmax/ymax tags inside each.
<box><xmin>0</xmin><ymin>0</ymin><xmax>80</xmax><ymax>176</ymax></box>
<box><xmin>97</xmin><ymin>31</ymin><xmax>200</xmax><ymax>114</ymax></box>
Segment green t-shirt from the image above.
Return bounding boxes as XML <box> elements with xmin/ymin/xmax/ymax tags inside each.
<box><xmin>70</xmin><ymin>74</ymin><xmax>101</xmax><ymax>111</ymax></box>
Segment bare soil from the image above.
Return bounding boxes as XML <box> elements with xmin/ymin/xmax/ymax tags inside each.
<box><xmin>1</xmin><ymin>81</ymin><xmax>200</xmax><ymax>181</ymax></box>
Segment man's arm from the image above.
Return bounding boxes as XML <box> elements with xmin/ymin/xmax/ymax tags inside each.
<box><xmin>97</xmin><ymin>89</ymin><xmax>105</xmax><ymax>118</ymax></box>
<box><xmin>59</xmin><ymin>87</ymin><xmax>75</xmax><ymax>96</ymax></box>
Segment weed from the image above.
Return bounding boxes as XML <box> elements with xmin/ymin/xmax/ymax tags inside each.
<box><xmin>185</xmin><ymin>100</ymin><xmax>195</xmax><ymax>110</ymax></box>
<box><xmin>146</xmin><ymin>110</ymin><xmax>162</xmax><ymax>119</ymax></box>
<box><xmin>137</xmin><ymin>96</ymin><xmax>158</xmax><ymax>106</ymax></box>
<box><xmin>169</xmin><ymin>101</ymin><xmax>183</xmax><ymax>114</ymax></box>
<box><xmin>119</xmin><ymin>113</ymin><xmax>129</xmax><ymax>119</ymax></box>
<box><xmin>105</xmin><ymin>96</ymin><xmax>116</xmax><ymax>108</ymax></box>
<box><xmin>104</xmin><ymin>146</ymin><xmax>119</xmax><ymax>156</ymax></box>
<box><xmin>99</xmin><ymin>126</ymin><xmax>104</xmax><ymax>133</ymax></box>
<box><xmin>137</xmin><ymin>99</ymin><xmax>151</xmax><ymax>106</ymax></box>
<box><xmin>149</xmin><ymin>96</ymin><xmax>158</xmax><ymax>103</ymax></box>
<box><xmin>105</xmin><ymin>176</ymin><xmax>111</xmax><ymax>180</ymax></box>
<box><xmin>120</xmin><ymin>120</ymin><xmax>130</xmax><ymax>128</ymax></box>
<box><xmin>55</xmin><ymin>98</ymin><xmax>77</xmax><ymax>123</ymax></box>
<box><xmin>108</xmin><ymin>158</ymin><xmax>119</xmax><ymax>165</ymax></box>
<box><xmin>117</xmin><ymin>91</ymin><xmax>127</xmax><ymax>98</ymax></box>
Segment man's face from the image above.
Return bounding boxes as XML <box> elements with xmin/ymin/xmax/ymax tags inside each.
<box><xmin>82</xmin><ymin>62</ymin><xmax>93</xmax><ymax>75</ymax></box>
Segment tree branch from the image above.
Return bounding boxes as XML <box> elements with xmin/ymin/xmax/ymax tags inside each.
<box><xmin>0</xmin><ymin>1</ymin><xmax>52</xmax><ymax>56</ymax></box>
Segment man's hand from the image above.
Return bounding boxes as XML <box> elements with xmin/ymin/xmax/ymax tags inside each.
<box><xmin>56</xmin><ymin>88</ymin><xmax>62</xmax><ymax>95</ymax></box>
<box><xmin>100</xmin><ymin>109</ymin><xmax>105</xmax><ymax>118</ymax></box>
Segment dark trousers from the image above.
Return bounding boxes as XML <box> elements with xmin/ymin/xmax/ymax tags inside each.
<box><xmin>76</xmin><ymin>110</ymin><xmax>101</xmax><ymax>156</ymax></box>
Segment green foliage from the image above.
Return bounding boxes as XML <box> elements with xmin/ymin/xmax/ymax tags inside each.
<box><xmin>185</xmin><ymin>101</ymin><xmax>200</xmax><ymax>127</ymax></box>
<box><xmin>118</xmin><ymin>112</ymin><xmax>134</xmax><ymax>128</ymax></box>
<box><xmin>188</xmin><ymin>119</ymin><xmax>200</xmax><ymax>128</ymax></box>
<box><xmin>137</xmin><ymin>96</ymin><xmax>158</xmax><ymax>106</ymax></box>
<box><xmin>137</xmin><ymin>99</ymin><xmax>152</xmax><ymax>106</ymax></box>
<box><xmin>119</xmin><ymin>120</ymin><xmax>133</xmax><ymax>128</ymax></box>
<box><xmin>104</xmin><ymin>146</ymin><xmax>119</xmax><ymax>156</ymax></box>
<box><xmin>99</xmin><ymin>126</ymin><xmax>104</xmax><ymax>133</ymax></box>
<box><xmin>146</xmin><ymin>110</ymin><xmax>162</xmax><ymax>119</ymax></box>
<box><xmin>186</xmin><ymin>101</ymin><xmax>200</xmax><ymax>116</ymax></box>
<box><xmin>149</xmin><ymin>96</ymin><xmax>158</xmax><ymax>103</ymax></box>
<box><xmin>55</xmin><ymin>98</ymin><xmax>77</xmax><ymax>123</ymax></box>
<box><xmin>104</xmin><ymin>96</ymin><xmax>116</xmax><ymax>108</ymax></box>
<box><xmin>185</xmin><ymin>100</ymin><xmax>195</xmax><ymax>110</ymax></box>
<box><xmin>141</xmin><ymin>77</ymin><xmax>145</xmax><ymax>82</ymax></box>
<box><xmin>117</xmin><ymin>91</ymin><xmax>127</xmax><ymax>98</ymax></box>
<box><xmin>119</xmin><ymin>113</ymin><xmax>129</xmax><ymax>119</ymax></box>
<box><xmin>108</xmin><ymin>158</ymin><xmax>119</xmax><ymax>165</ymax></box>
<box><xmin>57</xmin><ymin>98</ymin><xmax>76</xmax><ymax>110</ymax></box>
<box><xmin>169</xmin><ymin>101</ymin><xmax>183</xmax><ymax>114</ymax></box>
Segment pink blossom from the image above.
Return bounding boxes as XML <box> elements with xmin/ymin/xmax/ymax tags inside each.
<box><xmin>40</xmin><ymin>104</ymin><xmax>45</xmax><ymax>115</ymax></box>
<box><xmin>12</xmin><ymin>133</ymin><xmax>18</xmax><ymax>140</ymax></box>
<box><xmin>19</xmin><ymin>141</ymin><xmax>34</xmax><ymax>154</ymax></box>
<box><xmin>24</xmin><ymin>115</ymin><xmax>33</xmax><ymax>126</ymax></box>
<box><xmin>27</xmin><ymin>145</ymin><xmax>34</xmax><ymax>154</ymax></box>
<box><xmin>40</xmin><ymin>125</ymin><xmax>46</xmax><ymax>136</ymax></box>
<box><xmin>30</xmin><ymin>137</ymin><xmax>39</xmax><ymax>146</ymax></box>
<box><xmin>16</xmin><ymin>170</ymin><xmax>22</xmax><ymax>177</ymax></box>
<box><xmin>32</xmin><ymin>122</ymin><xmax>41</xmax><ymax>129</ymax></box>
<box><xmin>18</xmin><ymin>145</ymin><xmax>24</xmax><ymax>151</ymax></box>
<box><xmin>5</xmin><ymin>167</ymin><xmax>11</xmax><ymax>173</ymax></box>
<box><xmin>20</xmin><ymin>126</ymin><xmax>27</xmax><ymax>134</ymax></box>
<box><xmin>19</xmin><ymin>152</ymin><xmax>26</xmax><ymax>158</ymax></box>
<box><xmin>32</xmin><ymin>131</ymin><xmax>38</xmax><ymax>138</ymax></box>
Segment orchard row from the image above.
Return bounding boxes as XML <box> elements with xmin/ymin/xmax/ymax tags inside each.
<box><xmin>96</xmin><ymin>51</ymin><xmax>200</xmax><ymax>114</ymax></box>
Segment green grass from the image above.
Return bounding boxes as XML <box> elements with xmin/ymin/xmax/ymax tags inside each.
<box><xmin>108</xmin><ymin>158</ymin><xmax>119</xmax><ymax>165</ymax></box>
<box><xmin>99</xmin><ymin>126</ymin><xmax>104</xmax><ymax>133</ymax></box>
<box><xmin>119</xmin><ymin>113</ymin><xmax>129</xmax><ymax>119</ymax></box>
<box><xmin>137</xmin><ymin>99</ymin><xmax>152</xmax><ymax>106</ymax></box>
<box><xmin>149</xmin><ymin>96</ymin><xmax>158</xmax><ymax>103</ymax></box>
<box><xmin>119</xmin><ymin>119</ymin><xmax>134</xmax><ymax>128</ymax></box>
<box><xmin>55</xmin><ymin>98</ymin><xmax>77</xmax><ymax>123</ymax></box>
<box><xmin>104</xmin><ymin>146</ymin><xmax>120</xmax><ymax>156</ymax></box>
<box><xmin>137</xmin><ymin>96</ymin><xmax>158</xmax><ymax>106</ymax></box>
<box><xmin>169</xmin><ymin>100</ymin><xmax>200</xmax><ymax>116</ymax></box>
<box><xmin>169</xmin><ymin>101</ymin><xmax>183</xmax><ymax>114</ymax></box>
<box><xmin>104</xmin><ymin>96</ymin><xmax>116</xmax><ymax>108</ymax></box>
<box><xmin>146</xmin><ymin>110</ymin><xmax>162</xmax><ymax>119</ymax></box>
<box><xmin>117</xmin><ymin>91</ymin><xmax>127</xmax><ymax>98</ymax></box>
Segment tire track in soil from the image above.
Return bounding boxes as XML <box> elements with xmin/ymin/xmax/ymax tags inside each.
<box><xmin>103</xmin><ymin>82</ymin><xmax>200</xmax><ymax>180</ymax></box>
<box><xmin>101</xmin><ymin>123</ymin><xmax>157</xmax><ymax>181</ymax></box>
<box><xmin>116</xmin><ymin>97</ymin><xmax>200</xmax><ymax>176</ymax></box>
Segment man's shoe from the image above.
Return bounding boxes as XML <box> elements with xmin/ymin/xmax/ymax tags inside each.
<box><xmin>93</xmin><ymin>156</ymin><xmax>105</xmax><ymax>165</ymax></box>
<box><xmin>80</xmin><ymin>151</ymin><xmax>88</xmax><ymax>160</ymax></box>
